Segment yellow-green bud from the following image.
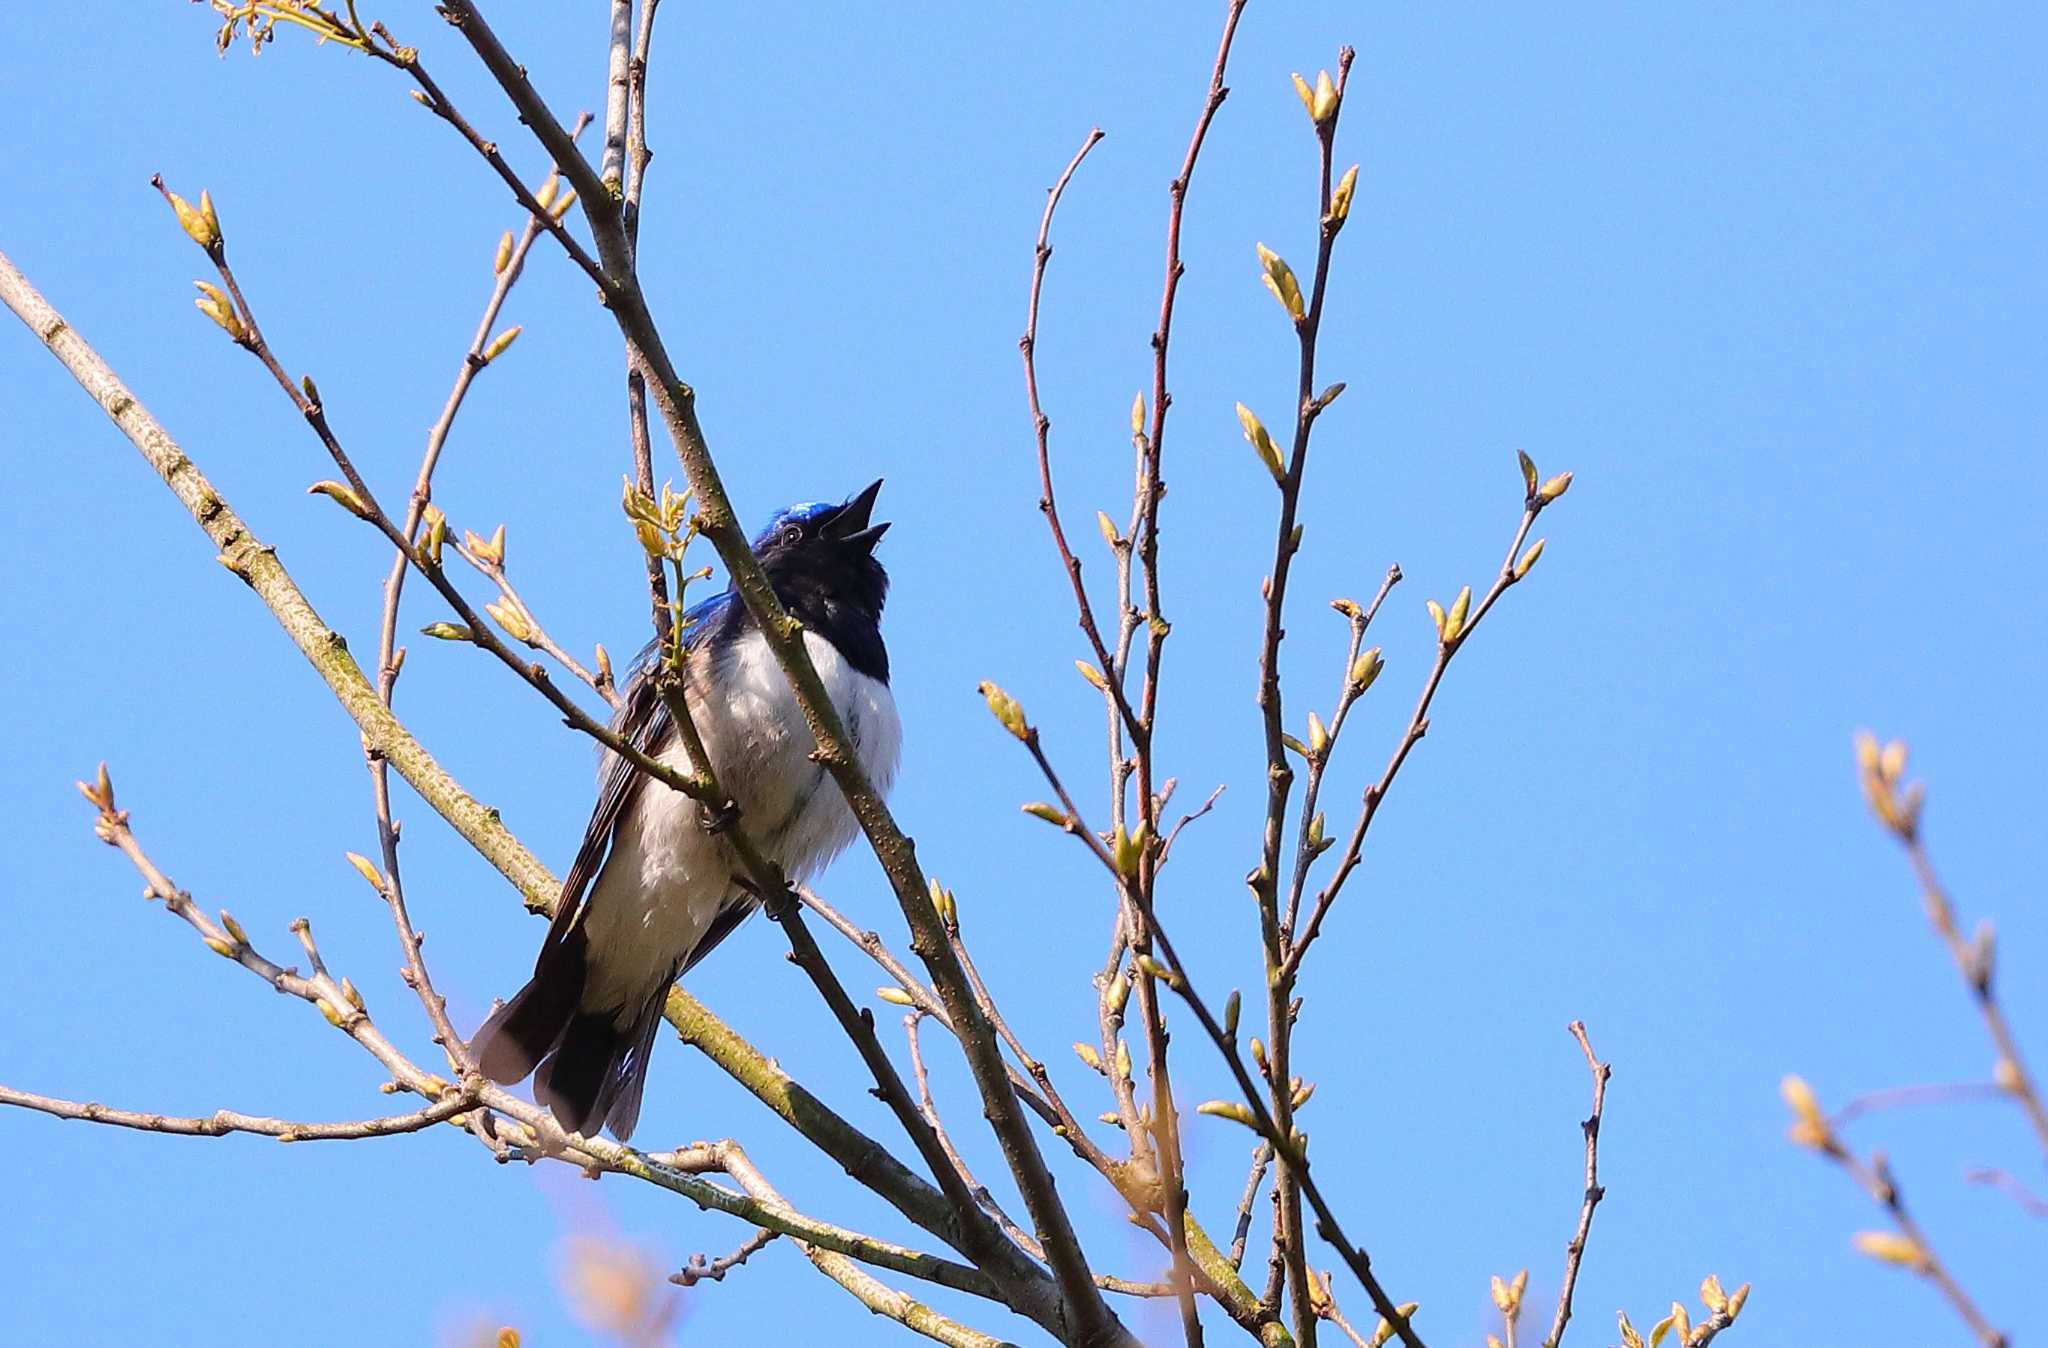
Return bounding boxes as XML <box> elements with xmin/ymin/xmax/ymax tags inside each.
<box><xmin>1022</xmin><ymin>801</ymin><xmax>1069</xmax><ymax>827</ymax></box>
<box><xmin>1331</xmin><ymin>163</ymin><xmax>1359</xmax><ymax>224</ymax></box>
<box><xmin>977</xmin><ymin>681</ymin><xmax>1031</xmax><ymax>740</ymax></box>
<box><xmin>345</xmin><ymin>851</ymin><xmax>385</xmax><ymax>893</ymax></box>
<box><xmin>482</xmin><ymin>325</ymin><xmax>522</xmax><ymax>364</ymax></box>
<box><xmin>1196</xmin><ymin>1099</ymin><xmax>1259</xmax><ymax>1127</ymax></box>
<box><xmin>307</xmin><ymin>480</ymin><xmax>369</xmax><ymax>519</ymax></box>
<box><xmin>1442</xmin><ymin>585</ymin><xmax>1473</xmax><ymax>643</ymax></box>
<box><xmin>1256</xmin><ymin>242</ymin><xmax>1305</xmax><ymax>320</ymax></box>
<box><xmin>1237</xmin><ymin>402</ymin><xmax>1285</xmax><ymax>483</ymax></box>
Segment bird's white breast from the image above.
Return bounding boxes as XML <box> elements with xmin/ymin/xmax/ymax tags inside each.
<box><xmin>580</xmin><ymin>630</ymin><xmax>900</xmax><ymax>1012</ymax></box>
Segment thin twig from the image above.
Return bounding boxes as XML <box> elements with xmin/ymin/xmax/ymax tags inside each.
<box><xmin>1838</xmin><ymin>1151</ymin><xmax>2007</xmax><ymax>1348</ymax></box>
<box><xmin>359</xmin><ymin>115</ymin><xmax>586</xmax><ymax>1074</ymax></box>
<box><xmin>1144</xmin><ymin>903</ymin><xmax>1427</xmax><ymax>1348</ymax></box>
<box><xmin>1900</xmin><ymin>833</ymin><xmax>2048</xmax><ymax>1159</ymax></box>
<box><xmin>1830</xmin><ymin>1081</ymin><xmax>2013</xmax><ymax>1131</ymax></box>
<box><xmin>1116</xmin><ymin>11</ymin><xmax>1251</xmax><ymax>1342</ymax></box>
<box><xmin>671</xmin><ymin>1228</ymin><xmax>781</xmax><ymax>1287</ymax></box>
<box><xmin>1020</xmin><ymin>124</ymin><xmax>1140</xmax><ymax>750</ymax></box>
<box><xmin>1540</xmin><ymin>1023</ymin><xmax>1609</xmax><ymax>1348</ymax></box>
<box><xmin>906</xmin><ymin>1009</ymin><xmax>1042</xmax><ymax>1258</ymax></box>
<box><xmin>1250</xmin><ymin>47</ymin><xmax>1357</xmax><ymax>1346</ymax></box>
<box><xmin>0</xmin><ymin>1084</ymin><xmax>470</xmax><ymax>1142</ymax></box>
<box><xmin>1229</xmin><ymin>1143</ymin><xmax>1274</xmax><ymax>1268</ymax></box>
<box><xmin>1965</xmin><ymin>1168</ymin><xmax>2048</xmax><ymax>1219</ymax></box>
<box><xmin>456</xmin><ymin>534</ymin><xmax>614</xmax><ymax>704</ymax></box>
<box><xmin>1281</xmin><ymin>493</ymin><xmax>1545</xmax><ymax>985</ymax></box>
<box><xmin>621</xmin><ymin>0</ymin><xmax>671</xmax><ymax>637</ymax></box>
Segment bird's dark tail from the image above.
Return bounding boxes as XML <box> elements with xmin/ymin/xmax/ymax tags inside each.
<box><xmin>473</xmin><ymin>934</ymin><xmax>585</xmax><ymax>1088</ymax></box>
<box><xmin>472</xmin><ymin>933</ymin><xmax>664</xmax><ymax>1141</ymax></box>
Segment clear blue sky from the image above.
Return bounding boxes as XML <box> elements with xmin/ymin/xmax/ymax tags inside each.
<box><xmin>5</xmin><ymin>4</ymin><xmax>2045</xmax><ymax>1346</ymax></box>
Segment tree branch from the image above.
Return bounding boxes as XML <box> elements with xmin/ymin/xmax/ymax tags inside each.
<box><xmin>0</xmin><ymin>1085</ymin><xmax>470</xmax><ymax>1142</ymax></box>
<box><xmin>427</xmin><ymin>7</ymin><xmax>1126</xmax><ymax>1338</ymax></box>
<box><xmin>1539</xmin><ymin>1023</ymin><xmax>1609</xmax><ymax>1348</ymax></box>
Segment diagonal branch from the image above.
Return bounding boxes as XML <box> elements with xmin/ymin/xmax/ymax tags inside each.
<box><xmin>428</xmin><ymin>7</ymin><xmax>1125</xmax><ymax>1337</ymax></box>
<box><xmin>0</xmin><ymin>249</ymin><xmax>1069</xmax><ymax>1335</ymax></box>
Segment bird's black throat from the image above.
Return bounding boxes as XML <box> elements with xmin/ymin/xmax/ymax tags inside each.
<box><xmin>760</xmin><ymin>548</ymin><xmax>889</xmax><ymax>683</ymax></box>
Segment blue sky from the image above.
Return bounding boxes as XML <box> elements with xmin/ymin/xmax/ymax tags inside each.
<box><xmin>5</xmin><ymin>3</ymin><xmax>2045</xmax><ymax>1346</ymax></box>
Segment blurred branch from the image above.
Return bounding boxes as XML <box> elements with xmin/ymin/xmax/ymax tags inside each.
<box><xmin>1854</xmin><ymin>735</ymin><xmax>2048</xmax><ymax>1160</ymax></box>
<box><xmin>1965</xmin><ymin>1168</ymin><xmax>2048</xmax><ymax>1219</ymax></box>
<box><xmin>1782</xmin><ymin>1075</ymin><xmax>2004</xmax><ymax>1348</ymax></box>
<box><xmin>1849</xmin><ymin>1153</ymin><xmax>2003</xmax><ymax>1347</ymax></box>
<box><xmin>1830</xmin><ymin>1082</ymin><xmax>2012</xmax><ymax>1131</ymax></box>
<box><xmin>1539</xmin><ymin>1022</ymin><xmax>1609</xmax><ymax>1348</ymax></box>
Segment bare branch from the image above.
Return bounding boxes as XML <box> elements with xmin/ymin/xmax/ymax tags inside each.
<box><xmin>0</xmin><ymin>1084</ymin><xmax>469</xmax><ymax>1143</ymax></box>
<box><xmin>1786</xmin><ymin>1075</ymin><xmax>2006</xmax><ymax>1348</ymax></box>
<box><xmin>1965</xmin><ymin>1168</ymin><xmax>2048</xmax><ymax>1219</ymax></box>
<box><xmin>1245</xmin><ymin>45</ymin><xmax>1358</xmax><ymax>1345</ymax></box>
<box><xmin>1540</xmin><ymin>1023</ymin><xmax>1610</xmax><ymax>1348</ymax></box>
<box><xmin>601</xmin><ymin>0</ymin><xmax>631</xmax><ymax>193</ymax></box>
<box><xmin>1020</xmin><ymin>124</ymin><xmax>1141</xmax><ymax>751</ymax></box>
<box><xmin>1229</xmin><ymin>1143</ymin><xmax>1274</xmax><ymax>1269</ymax></box>
<box><xmin>1899</xmin><ymin>824</ymin><xmax>2048</xmax><ymax>1159</ymax></box>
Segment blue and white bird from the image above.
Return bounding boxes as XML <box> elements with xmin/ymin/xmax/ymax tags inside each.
<box><xmin>474</xmin><ymin>480</ymin><xmax>898</xmax><ymax>1140</ymax></box>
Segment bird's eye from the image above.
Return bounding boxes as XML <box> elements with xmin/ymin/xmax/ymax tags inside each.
<box><xmin>782</xmin><ymin>526</ymin><xmax>803</xmax><ymax>547</ymax></box>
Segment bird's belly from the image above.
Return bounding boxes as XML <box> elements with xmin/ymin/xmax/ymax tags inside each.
<box><xmin>580</xmin><ymin>630</ymin><xmax>900</xmax><ymax>1013</ymax></box>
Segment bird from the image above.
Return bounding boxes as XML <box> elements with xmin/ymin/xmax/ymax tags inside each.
<box><xmin>472</xmin><ymin>479</ymin><xmax>898</xmax><ymax>1141</ymax></box>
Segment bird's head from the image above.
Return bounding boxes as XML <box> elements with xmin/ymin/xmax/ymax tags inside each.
<box><xmin>751</xmin><ymin>478</ymin><xmax>891</xmax><ymax>623</ymax></box>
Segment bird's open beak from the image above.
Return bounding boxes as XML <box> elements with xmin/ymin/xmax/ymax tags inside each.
<box><xmin>823</xmin><ymin>478</ymin><xmax>889</xmax><ymax>551</ymax></box>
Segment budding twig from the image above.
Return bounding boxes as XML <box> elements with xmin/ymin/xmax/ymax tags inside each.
<box><xmin>1539</xmin><ymin>1022</ymin><xmax>1609</xmax><ymax>1348</ymax></box>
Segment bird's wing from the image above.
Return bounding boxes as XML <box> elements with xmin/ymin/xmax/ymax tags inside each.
<box><xmin>679</xmin><ymin>892</ymin><xmax>761</xmax><ymax>975</ymax></box>
<box><xmin>535</xmin><ymin>592</ymin><xmax>738</xmax><ymax>960</ymax></box>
